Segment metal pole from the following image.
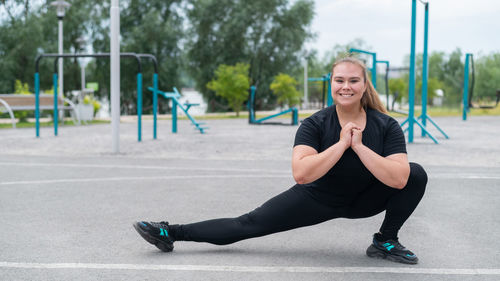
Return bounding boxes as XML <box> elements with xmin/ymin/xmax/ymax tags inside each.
<box><xmin>110</xmin><ymin>0</ymin><xmax>120</xmax><ymax>153</ymax></box>
<box><xmin>462</xmin><ymin>54</ymin><xmax>470</xmax><ymax>121</ymax></box>
<box><xmin>303</xmin><ymin>59</ymin><xmax>308</xmax><ymax>109</ymax></box>
<box><xmin>137</xmin><ymin>73</ymin><xmax>142</xmax><ymax>142</ymax></box>
<box><xmin>58</xmin><ymin>19</ymin><xmax>63</xmax><ymax>99</ymax></box>
<box><xmin>153</xmin><ymin>73</ymin><xmax>158</xmax><ymax>139</ymax></box>
<box><xmin>408</xmin><ymin>0</ymin><xmax>417</xmax><ymax>143</ymax></box>
<box><xmin>53</xmin><ymin>73</ymin><xmax>58</xmax><ymax>136</ymax></box>
<box><xmin>35</xmin><ymin>73</ymin><xmax>40</xmax><ymax>137</ymax></box>
<box><xmin>372</xmin><ymin>53</ymin><xmax>377</xmax><ymax>89</ymax></box>
<box><xmin>421</xmin><ymin>2</ymin><xmax>429</xmax><ymax>137</ymax></box>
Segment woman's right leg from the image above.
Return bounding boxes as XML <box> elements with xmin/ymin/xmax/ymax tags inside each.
<box><xmin>172</xmin><ymin>185</ymin><xmax>339</xmax><ymax>245</ymax></box>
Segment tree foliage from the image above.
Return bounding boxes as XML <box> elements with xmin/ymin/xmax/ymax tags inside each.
<box><xmin>186</xmin><ymin>0</ymin><xmax>314</xmax><ymax>112</ymax></box>
<box><xmin>206</xmin><ymin>63</ymin><xmax>250</xmax><ymax>116</ymax></box>
<box><xmin>270</xmin><ymin>73</ymin><xmax>300</xmax><ymax>108</ymax></box>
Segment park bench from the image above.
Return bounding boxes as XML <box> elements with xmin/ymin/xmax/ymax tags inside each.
<box><xmin>0</xmin><ymin>94</ymin><xmax>79</xmax><ymax>128</ymax></box>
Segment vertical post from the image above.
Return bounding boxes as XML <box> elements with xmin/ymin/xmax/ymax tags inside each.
<box><xmin>153</xmin><ymin>73</ymin><xmax>158</xmax><ymax>139</ymax></box>
<box><xmin>58</xmin><ymin>19</ymin><xmax>64</xmax><ymax>100</ymax></box>
<box><xmin>35</xmin><ymin>73</ymin><xmax>40</xmax><ymax>137</ymax></box>
<box><xmin>408</xmin><ymin>0</ymin><xmax>417</xmax><ymax>143</ymax></box>
<box><xmin>303</xmin><ymin>58</ymin><xmax>308</xmax><ymax>109</ymax></box>
<box><xmin>421</xmin><ymin>2</ymin><xmax>429</xmax><ymax>136</ymax></box>
<box><xmin>463</xmin><ymin>54</ymin><xmax>470</xmax><ymax>121</ymax></box>
<box><xmin>172</xmin><ymin>99</ymin><xmax>177</xmax><ymax>133</ymax></box>
<box><xmin>372</xmin><ymin>53</ymin><xmax>377</xmax><ymax>89</ymax></box>
<box><xmin>327</xmin><ymin>73</ymin><xmax>333</xmax><ymax>106</ymax></box>
<box><xmin>110</xmin><ymin>0</ymin><xmax>120</xmax><ymax>153</ymax></box>
<box><xmin>137</xmin><ymin>72</ymin><xmax>142</xmax><ymax>142</ymax></box>
<box><xmin>53</xmin><ymin>73</ymin><xmax>58</xmax><ymax>136</ymax></box>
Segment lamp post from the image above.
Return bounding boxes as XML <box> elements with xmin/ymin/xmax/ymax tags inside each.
<box><xmin>50</xmin><ymin>0</ymin><xmax>71</xmax><ymax>100</ymax></box>
<box><xmin>76</xmin><ymin>37</ymin><xmax>86</xmax><ymax>92</ymax></box>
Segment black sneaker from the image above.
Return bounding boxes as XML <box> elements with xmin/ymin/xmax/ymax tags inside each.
<box><xmin>366</xmin><ymin>234</ymin><xmax>418</xmax><ymax>264</ymax></box>
<box><xmin>133</xmin><ymin>221</ymin><xmax>174</xmax><ymax>252</ymax></box>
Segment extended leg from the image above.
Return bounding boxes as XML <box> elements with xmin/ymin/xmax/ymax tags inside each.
<box><xmin>174</xmin><ymin>185</ymin><xmax>339</xmax><ymax>245</ymax></box>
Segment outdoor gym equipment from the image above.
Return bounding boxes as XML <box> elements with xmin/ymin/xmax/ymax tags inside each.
<box><xmin>247</xmin><ymin>86</ymin><xmax>298</xmax><ymax>125</ymax></box>
<box><xmin>308</xmin><ymin>73</ymin><xmax>332</xmax><ymax>108</ymax></box>
<box><xmin>349</xmin><ymin>48</ymin><xmax>378</xmax><ymax>89</ymax></box>
<box><xmin>34</xmin><ymin>53</ymin><xmax>146</xmax><ymax>140</ymax></box>
<box><xmin>400</xmin><ymin>0</ymin><xmax>448</xmax><ymax>144</ymax></box>
<box><xmin>462</xmin><ymin>53</ymin><xmax>500</xmax><ymax>120</ymax></box>
<box><xmin>148</xmin><ymin>87</ymin><xmax>207</xmax><ymax>134</ymax></box>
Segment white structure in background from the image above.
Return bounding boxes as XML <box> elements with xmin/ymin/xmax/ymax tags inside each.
<box><xmin>433</xmin><ymin>89</ymin><xmax>444</xmax><ymax>106</ymax></box>
<box><xmin>175</xmin><ymin>88</ymin><xmax>207</xmax><ymax>116</ymax></box>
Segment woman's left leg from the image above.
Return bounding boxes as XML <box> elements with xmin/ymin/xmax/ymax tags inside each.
<box><xmin>344</xmin><ymin>162</ymin><xmax>428</xmax><ymax>240</ymax></box>
<box><xmin>343</xmin><ymin>162</ymin><xmax>427</xmax><ymax>264</ymax></box>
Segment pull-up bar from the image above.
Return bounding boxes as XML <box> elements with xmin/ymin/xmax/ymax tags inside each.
<box><xmin>34</xmin><ymin>52</ymin><xmax>157</xmax><ymax>142</ymax></box>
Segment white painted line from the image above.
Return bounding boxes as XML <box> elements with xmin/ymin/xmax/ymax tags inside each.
<box><xmin>0</xmin><ymin>162</ymin><xmax>289</xmax><ymax>174</ymax></box>
<box><xmin>430</xmin><ymin>174</ymin><xmax>500</xmax><ymax>180</ymax></box>
<box><xmin>0</xmin><ymin>262</ymin><xmax>499</xmax><ymax>275</ymax></box>
<box><xmin>0</xmin><ymin>174</ymin><xmax>291</xmax><ymax>186</ymax></box>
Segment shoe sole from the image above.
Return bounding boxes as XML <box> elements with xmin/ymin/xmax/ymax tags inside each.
<box><xmin>133</xmin><ymin>222</ymin><xmax>174</xmax><ymax>252</ymax></box>
<box><xmin>366</xmin><ymin>245</ymin><xmax>418</xmax><ymax>264</ymax></box>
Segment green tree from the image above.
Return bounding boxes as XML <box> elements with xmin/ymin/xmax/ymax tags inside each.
<box><xmin>187</xmin><ymin>0</ymin><xmax>314</xmax><ymax>112</ymax></box>
<box><xmin>89</xmin><ymin>0</ymin><xmax>185</xmax><ymax>115</ymax></box>
<box><xmin>474</xmin><ymin>53</ymin><xmax>500</xmax><ymax>105</ymax></box>
<box><xmin>270</xmin><ymin>73</ymin><xmax>300</xmax><ymax>108</ymax></box>
<box><xmin>389</xmin><ymin>77</ymin><xmax>408</xmax><ymax>105</ymax></box>
<box><xmin>206</xmin><ymin>63</ymin><xmax>250</xmax><ymax>116</ymax></box>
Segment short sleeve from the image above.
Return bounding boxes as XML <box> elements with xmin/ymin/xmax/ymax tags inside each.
<box><xmin>294</xmin><ymin>118</ymin><xmax>321</xmax><ymax>151</ymax></box>
<box><xmin>382</xmin><ymin>118</ymin><xmax>407</xmax><ymax>157</ymax></box>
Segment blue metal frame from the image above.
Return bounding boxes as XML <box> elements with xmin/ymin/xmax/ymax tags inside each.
<box><xmin>349</xmin><ymin>48</ymin><xmax>377</xmax><ymax>89</ymax></box>
<box><xmin>416</xmin><ymin>2</ymin><xmax>448</xmax><ymax>141</ymax></box>
<box><xmin>148</xmin><ymin>87</ymin><xmax>207</xmax><ymax>134</ymax></box>
<box><xmin>53</xmin><ymin>73</ymin><xmax>58</xmax><ymax>136</ymax></box>
<box><xmin>462</xmin><ymin>53</ymin><xmax>471</xmax><ymax>121</ymax></box>
<box><xmin>34</xmin><ymin>53</ymin><xmax>144</xmax><ymax>140</ymax></box>
<box><xmin>308</xmin><ymin>73</ymin><xmax>332</xmax><ymax>107</ymax></box>
<box><xmin>400</xmin><ymin>0</ymin><xmax>445</xmax><ymax>144</ymax></box>
<box><xmin>247</xmin><ymin>86</ymin><xmax>298</xmax><ymax>125</ymax></box>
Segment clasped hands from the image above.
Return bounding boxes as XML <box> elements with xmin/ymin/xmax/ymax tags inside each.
<box><xmin>339</xmin><ymin>122</ymin><xmax>363</xmax><ymax>151</ymax></box>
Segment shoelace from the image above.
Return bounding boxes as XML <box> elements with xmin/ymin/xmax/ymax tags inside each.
<box><xmin>150</xmin><ymin>221</ymin><xmax>169</xmax><ymax>229</ymax></box>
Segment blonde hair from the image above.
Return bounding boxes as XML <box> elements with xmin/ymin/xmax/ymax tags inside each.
<box><xmin>331</xmin><ymin>56</ymin><xmax>388</xmax><ymax>114</ymax></box>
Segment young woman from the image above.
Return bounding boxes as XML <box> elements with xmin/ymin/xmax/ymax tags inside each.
<box><xmin>134</xmin><ymin>57</ymin><xmax>427</xmax><ymax>264</ymax></box>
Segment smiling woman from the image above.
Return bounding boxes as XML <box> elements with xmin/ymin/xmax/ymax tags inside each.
<box><xmin>134</xmin><ymin>56</ymin><xmax>428</xmax><ymax>265</ymax></box>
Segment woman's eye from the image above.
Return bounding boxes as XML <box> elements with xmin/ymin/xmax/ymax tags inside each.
<box><xmin>335</xmin><ymin>79</ymin><xmax>344</xmax><ymax>83</ymax></box>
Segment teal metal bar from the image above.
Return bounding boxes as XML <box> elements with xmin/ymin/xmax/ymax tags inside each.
<box><xmin>326</xmin><ymin>73</ymin><xmax>333</xmax><ymax>106</ymax></box>
<box><xmin>172</xmin><ymin>98</ymin><xmax>177</xmax><ymax>133</ymax></box>
<box><xmin>420</xmin><ymin>2</ymin><xmax>429</xmax><ymax>137</ymax></box>
<box><xmin>153</xmin><ymin>73</ymin><xmax>158</xmax><ymax>139</ymax></box>
<box><xmin>463</xmin><ymin>54</ymin><xmax>471</xmax><ymax>121</ymax></box>
<box><xmin>35</xmin><ymin>73</ymin><xmax>40</xmax><ymax>137</ymax></box>
<box><xmin>137</xmin><ymin>73</ymin><xmax>142</xmax><ymax>141</ymax></box>
<box><xmin>349</xmin><ymin>48</ymin><xmax>377</xmax><ymax>89</ymax></box>
<box><xmin>53</xmin><ymin>73</ymin><xmax>58</xmax><ymax>136</ymax></box>
<box><xmin>407</xmin><ymin>0</ymin><xmax>417</xmax><ymax>143</ymax></box>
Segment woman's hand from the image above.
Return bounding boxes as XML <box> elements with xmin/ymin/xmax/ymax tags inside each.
<box><xmin>339</xmin><ymin>122</ymin><xmax>357</xmax><ymax>149</ymax></box>
<box><xmin>351</xmin><ymin>126</ymin><xmax>363</xmax><ymax>149</ymax></box>
<box><xmin>340</xmin><ymin>122</ymin><xmax>361</xmax><ymax>149</ymax></box>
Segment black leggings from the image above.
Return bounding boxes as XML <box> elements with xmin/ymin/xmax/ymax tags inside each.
<box><xmin>174</xmin><ymin>162</ymin><xmax>427</xmax><ymax>244</ymax></box>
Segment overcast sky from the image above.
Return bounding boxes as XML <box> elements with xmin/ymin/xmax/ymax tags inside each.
<box><xmin>307</xmin><ymin>0</ymin><xmax>500</xmax><ymax>66</ymax></box>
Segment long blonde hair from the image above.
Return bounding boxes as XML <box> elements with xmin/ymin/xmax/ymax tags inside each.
<box><xmin>331</xmin><ymin>57</ymin><xmax>387</xmax><ymax>114</ymax></box>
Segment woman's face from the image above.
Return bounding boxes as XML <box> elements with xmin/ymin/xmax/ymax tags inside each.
<box><xmin>331</xmin><ymin>62</ymin><xmax>367</xmax><ymax>108</ymax></box>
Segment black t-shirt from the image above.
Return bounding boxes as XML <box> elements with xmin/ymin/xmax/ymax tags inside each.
<box><xmin>293</xmin><ymin>105</ymin><xmax>407</xmax><ymax>206</ymax></box>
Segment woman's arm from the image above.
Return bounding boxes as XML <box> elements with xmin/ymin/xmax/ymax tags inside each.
<box><xmin>351</xmin><ymin>128</ymin><xmax>410</xmax><ymax>189</ymax></box>
<box><xmin>292</xmin><ymin>122</ymin><xmax>357</xmax><ymax>185</ymax></box>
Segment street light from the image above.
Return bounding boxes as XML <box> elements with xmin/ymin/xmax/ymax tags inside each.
<box><xmin>50</xmin><ymin>0</ymin><xmax>71</xmax><ymax>99</ymax></box>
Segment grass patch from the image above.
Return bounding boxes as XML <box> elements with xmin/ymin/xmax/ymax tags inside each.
<box><xmin>0</xmin><ymin>119</ymin><xmax>110</xmax><ymax>129</ymax></box>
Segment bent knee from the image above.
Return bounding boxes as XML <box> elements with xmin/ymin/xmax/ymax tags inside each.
<box><xmin>406</xmin><ymin>162</ymin><xmax>428</xmax><ymax>191</ymax></box>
